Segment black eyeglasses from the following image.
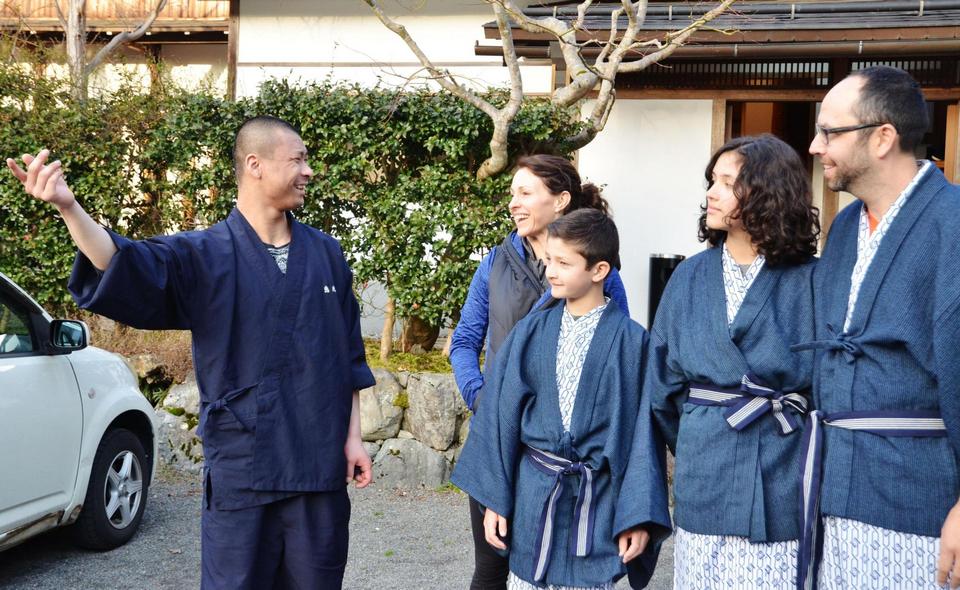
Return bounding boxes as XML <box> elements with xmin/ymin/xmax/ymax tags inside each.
<box><xmin>815</xmin><ymin>122</ymin><xmax>885</xmax><ymax>145</ymax></box>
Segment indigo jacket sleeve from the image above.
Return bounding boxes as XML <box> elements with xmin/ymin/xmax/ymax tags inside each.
<box><xmin>336</xmin><ymin>244</ymin><xmax>375</xmax><ymax>391</ymax></box>
<box><xmin>450</xmin><ymin>323</ymin><xmax>526</xmax><ymax>518</ymax></box>
<box><xmin>603</xmin><ymin>267</ymin><xmax>630</xmax><ymax>317</ymax></box>
<box><xmin>68</xmin><ymin>229</ymin><xmax>195</xmax><ymax>330</ymax></box>
<box><xmin>450</xmin><ymin>249</ymin><xmax>496</xmax><ymax>410</ymax></box>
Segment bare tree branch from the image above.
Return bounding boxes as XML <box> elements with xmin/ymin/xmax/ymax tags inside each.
<box><xmin>53</xmin><ymin>0</ymin><xmax>67</xmax><ymax>30</ymax></box>
<box><xmin>478</xmin><ymin>2</ymin><xmax>525</xmax><ymax>179</ymax></box>
<box><xmin>85</xmin><ymin>0</ymin><xmax>169</xmax><ymax>75</ymax></box>
<box><xmin>619</xmin><ymin>0</ymin><xmax>736</xmax><ymax>73</ymax></box>
<box><xmin>574</xmin><ymin>0</ymin><xmax>595</xmax><ymax>31</ymax></box>
<box><xmin>361</xmin><ymin>0</ymin><xmax>498</xmax><ymax>120</ymax></box>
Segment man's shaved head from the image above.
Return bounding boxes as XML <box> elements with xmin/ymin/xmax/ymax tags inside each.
<box><xmin>233</xmin><ymin>116</ymin><xmax>301</xmax><ymax>184</ymax></box>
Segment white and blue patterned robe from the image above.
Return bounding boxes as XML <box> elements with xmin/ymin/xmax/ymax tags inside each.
<box><xmin>617</xmin><ymin>240</ymin><xmax>817</xmax><ymax>590</ymax></box>
<box><xmin>452</xmin><ymin>302</ymin><xmax>668</xmax><ymax>589</ymax></box>
<box><xmin>509</xmin><ymin>301</ymin><xmax>613</xmax><ymax>590</ymax></box>
<box><xmin>674</xmin><ymin>245</ymin><xmax>799</xmax><ymax>589</ymax></box>
<box><xmin>815</xmin><ymin>161</ymin><xmax>942</xmax><ymax>589</ymax></box>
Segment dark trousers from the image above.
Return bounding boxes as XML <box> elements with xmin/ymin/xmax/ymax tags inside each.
<box><xmin>468</xmin><ymin>495</ymin><xmax>509</xmax><ymax>590</ymax></box>
<box><xmin>201</xmin><ymin>489</ymin><xmax>350</xmax><ymax>590</ymax></box>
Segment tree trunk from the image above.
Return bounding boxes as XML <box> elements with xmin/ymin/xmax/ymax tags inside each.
<box><xmin>442</xmin><ymin>330</ymin><xmax>453</xmax><ymax>358</ymax></box>
<box><xmin>379</xmin><ymin>296</ymin><xmax>395</xmax><ymax>362</ymax></box>
<box><xmin>65</xmin><ymin>0</ymin><xmax>87</xmax><ymax>101</ymax></box>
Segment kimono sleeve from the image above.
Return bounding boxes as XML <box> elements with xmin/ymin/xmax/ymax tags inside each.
<box><xmin>68</xmin><ymin>229</ymin><xmax>195</xmax><ymax>330</ymax></box>
<box><xmin>335</xmin><ymin>245</ymin><xmax>375</xmax><ymax>391</ymax></box>
<box><xmin>450</xmin><ymin>321</ymin><xmax>528</xmax><ymax>518</ymax></box>
<box><xmin>614</xmin><ymin>328</ymin><xmax>672</xmax><ymax>545</ymax></box>
<box><xmin>934</xmin><ymin>294</ymin><xmax>960</xmax><ymax>466</ymax></box>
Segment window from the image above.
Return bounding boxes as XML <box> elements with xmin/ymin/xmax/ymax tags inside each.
<box><xmin>0</xmin><ymin>295</ymin><xmax>35</xmax><ymax>354</ymax></box>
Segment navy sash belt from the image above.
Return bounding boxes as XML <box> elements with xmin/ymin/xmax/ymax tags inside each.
<box><xmin>687</xmin><ymin>374</ymin><xmax>809</xmax><ymax>434</ymax></box>
<box><xmin>523</xmin><ymin>446</ymin><xmax>597</xmax><ymax>583</ymax></box>
<box><xmin>796</xmin><ymin>409</ymin><xmax>947</xmax><ymax>590</ymax></box>
<box><xmin>200</xmin><ymin>383</ymin><xmax>259</xmax><ymax>434</ymax></box>
<box><xmin>789</xmin><ymin>323</ymin><xmax>863</xmax><ymax>364</ymax></box>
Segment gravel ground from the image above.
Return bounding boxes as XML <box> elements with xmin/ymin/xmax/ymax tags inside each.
<box><xmin>0</xmin><ymin>467</ymin><xmax>673</xmax><ymax>589</ymax></box>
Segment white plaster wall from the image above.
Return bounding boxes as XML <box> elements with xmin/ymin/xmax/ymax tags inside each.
<box><xmin>236</xmin><ymin>0</ymin><xmax>551</xmax><ymax>95</ymax></box>
<box><xmin>578</xmin><ymin>99</ymin><xmax>714</xmax><ymax>327</ymax></box>
<box><xmin>160</xmin><ymin>44</ymin><xmax>228</xmax><ymax>92</ymax></box>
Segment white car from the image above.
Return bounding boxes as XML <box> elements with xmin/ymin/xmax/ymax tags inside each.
<box><xmin>0</xmin><ymin>271</ymin><xmax>157</xmax><ymax>551</ymax></box>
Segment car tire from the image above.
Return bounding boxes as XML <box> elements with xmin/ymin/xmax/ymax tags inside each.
<box><xmin>72</xmin><ymin>428</ymin><xmax>150</xmax><ymax>550</ymax></box>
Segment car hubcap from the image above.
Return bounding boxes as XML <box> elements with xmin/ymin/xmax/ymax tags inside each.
<box><xmin>103</xmin><ymin>450</ymin><xmax>143</xmax><ymax>529</ymax></box>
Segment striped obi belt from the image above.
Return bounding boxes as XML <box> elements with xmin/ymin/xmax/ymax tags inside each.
<box><xmin>795</xmin><ymin>409</ymin><xmax>947</xmax><ymax>590</ymax></box>
<box><xmin>687</xmin><ymin>374</ymin><xmax>810</xmax><ymax>434</ymax></box>
<box><xmin>523</xmin><ymin>446</ymin><xmax>597</xmax><ymax>583</ymax></box>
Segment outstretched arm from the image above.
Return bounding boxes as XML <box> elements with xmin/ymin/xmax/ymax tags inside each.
<box><xmin>7</xmin><ymin>150</ymin><xmax>116</xmax><ymax>270</ymax></box>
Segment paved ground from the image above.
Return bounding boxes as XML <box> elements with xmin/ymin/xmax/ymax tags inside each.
<box><xmin>0</xmin><ymin>468</ymin><xmax>673</xmax><ymax>589</ymax></box>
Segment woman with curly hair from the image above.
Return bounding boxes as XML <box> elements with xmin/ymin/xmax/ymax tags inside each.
<box><xmin>615</xmin><ymin>134</ymin><xmax>820</xmax><ymax>589</ymax></box>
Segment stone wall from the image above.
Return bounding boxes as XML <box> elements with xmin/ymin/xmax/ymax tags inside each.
<box><xmin>156</xmin><ymin>367</ymin><xmax>470</xmax><ymax>490</ymax></box>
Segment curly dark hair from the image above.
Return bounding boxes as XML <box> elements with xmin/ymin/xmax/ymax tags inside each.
<box><xmin>698</xmin><ymin>134</ymin><xmax>820</xmax><ymax>266</ymax></box>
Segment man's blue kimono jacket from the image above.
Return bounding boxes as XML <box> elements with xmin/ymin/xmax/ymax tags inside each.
<box><xmin>810</xmin><ymin>165</ymin><xmax>960</xmax><ymax>536</ymax></box>
<box><xmin>452</xmin><ymin>302</ymin><xmax>669</xmax><ymax>589</ymax></box>
<box><xmin>618</xmin><ymin>246</ymin><xmax>817</xmax><ymax>542</ymax></box>
<box><xmin>69</xmin><ymin>208</ymin><xmax>375</xmax><ymax>509</ymax></box>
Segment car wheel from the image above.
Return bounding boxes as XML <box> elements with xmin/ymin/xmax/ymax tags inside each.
<box><xmin>73</xmin><ymin>428</ymin><xmax>149</xmax><ymax>550</ymax></box>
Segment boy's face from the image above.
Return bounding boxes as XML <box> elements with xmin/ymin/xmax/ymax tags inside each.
<box><xmin>544</xmin><ymin>236</ymin><xmax>607</xmax><ymax>301</ymax></box>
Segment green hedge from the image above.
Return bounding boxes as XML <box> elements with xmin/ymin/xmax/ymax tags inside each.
<box><xmin>0</xmin><ymin>65</ymin><xmax>580</xmax><ymax>330</ymax></box>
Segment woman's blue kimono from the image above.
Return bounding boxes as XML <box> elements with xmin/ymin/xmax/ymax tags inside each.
<box><xmin>617</xmin><ymin>247</ymin><xmax>816</xmax><ymax>543</ymax></box>
<box><xmin>451</xmin><ymin>302</ymin><xmax>669</xmax><ymax>589</ymax></box>
<box><xmin>69</xmin><ymin>208</ymin><xmax>375</xmax><ymax>510</ymax></box>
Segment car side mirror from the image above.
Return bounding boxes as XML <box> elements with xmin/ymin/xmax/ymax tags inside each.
<box><xmin>49</xmin><ymin>320</ymin><xmax>89</xmax><ymax>353</ymax></box>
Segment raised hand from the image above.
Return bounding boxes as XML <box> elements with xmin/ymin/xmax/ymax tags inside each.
<box><xmin>6</xmin><ymin>149</ymin><xmax>76</xmax><ymax>211</ymax></box>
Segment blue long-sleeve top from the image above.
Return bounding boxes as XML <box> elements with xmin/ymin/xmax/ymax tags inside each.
<box><xmin>449</xmin><ymin>231</ymin><xmax>629</xmax><ymax>409</ymax></box>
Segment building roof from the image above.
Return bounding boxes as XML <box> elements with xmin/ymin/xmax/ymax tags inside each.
<box><xmin>479</xmin><ymin>1</ymin><xmax>960</xmax><ymax>58</ymax></box>
<box><xmin>0</xmin><ymin>0</ymin><xmax>229</xmax><ymax>43</ymax></box>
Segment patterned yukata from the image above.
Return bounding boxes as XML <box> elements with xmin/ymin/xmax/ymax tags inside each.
<box><xmin>508</xmin><ymin>300</ymin><xmax>614</xmax><ymax>590</ymax></box>
<box><xmin>673</xmin><ymin>243</ymin><xmax>800</xmax><ymax>590</ymax></box>
<box><xmin>816</xmin><ymin>161</ymin><xmax>941</xmax><ymax>589</ymax></box>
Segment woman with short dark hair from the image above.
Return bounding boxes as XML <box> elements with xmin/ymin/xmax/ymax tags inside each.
<box><xmin>617</xmin><ymin>134</ymin><xmax>820</xmax><ymax>589</ymax></box>
<box><xmin>450</xmin><ymin>154</ymin><xmax>629</xmax><ymax>590</ymax></box>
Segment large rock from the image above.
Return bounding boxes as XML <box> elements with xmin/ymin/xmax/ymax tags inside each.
<box><xmin>373</xmin><ymin>438</ymin><xmax>451</xmax><ymax>489</ymax></box>
<box><xmin>405</xmin><ymin>373</ymin><xmax>466</xmax><ymax>451</ymax></box>
<box><xmin>162</xmin><ymin>378</ymin><xmax>200</xmax><ymax>416</ymax></box>
<box><xmin>155</xmin><ymin>408</ymin><xmax>204</xmax><ymax>473</ymax></box>
<box><xmin>359</xmin><ymin>369</ymin><xmax>405</xmax><ymax>441</ymax></box>
<box><xmin>125</xmin><ymin>353</ymin><xmax>164</xmax><ymax>380</ymax></box>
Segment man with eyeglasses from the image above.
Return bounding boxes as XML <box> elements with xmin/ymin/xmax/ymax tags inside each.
<box><xmin>793</xmin><ymin>65</ymin><xmax>960</xmax><ymax>589</ymax></box>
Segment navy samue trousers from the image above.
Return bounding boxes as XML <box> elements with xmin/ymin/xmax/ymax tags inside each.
<box><xmin>201</xmin><ymin>489</ymin><xmax>350</xmax><ymax>590</ymax></box>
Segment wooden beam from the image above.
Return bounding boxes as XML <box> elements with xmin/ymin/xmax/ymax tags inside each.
<box><xmin>820</xmin><ymin>177</ymin><xmax>839</xmax><ymax>251</ymax></box>
<box><xmin>711</xmin><ymin>99</ymin><xmax>727</xmax><ymax>153</ymax></box>
<box><xmin>226</xmin><ymin>0</ymin><xmax>238</xmax><ymax>100</ymax></box>
<box><xmin>611</xmin><ymin>88</ymin><xmax>960</xmax><ymax>101</ymax></box>
<box><xmin>946</xmin><ymin>102</ymin><xmax>960</xmax><ymax>184</ymax></box>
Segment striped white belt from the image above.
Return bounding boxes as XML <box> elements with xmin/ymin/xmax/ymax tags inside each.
<box><xmin>687</xmin><ymin>374</ymin><xmax>809</xmax><ymax>434</ymax></box>
<box><xmin>796</xmin><ymin>409</ymin><xmax>947</xmax><ymax>590</ymax></box>
<box><xmin>523</xmin><ymin>446</ymin><xmax>597</xmax><ymax>583</ymax></box>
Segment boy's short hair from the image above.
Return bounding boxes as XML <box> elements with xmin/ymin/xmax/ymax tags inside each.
<box><xmin>547</xmin><ymin>208</ymin><xmax>621</xmax><ymax>270</ymax></box>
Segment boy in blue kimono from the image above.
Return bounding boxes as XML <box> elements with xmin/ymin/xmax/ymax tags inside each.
<box><xmin>6</xmin><ymin>116</ymin><xmax>375</xmax><ymax>590</ymax></box>
<box><xmin>452</xmin><ymin>208</ymin><xmax>669</xmax><ymax>590</ymax></box>
<box><xmin>796</xmin><ymin>66</ymin><xmax>960</xmax><ymax>589</ymax></box>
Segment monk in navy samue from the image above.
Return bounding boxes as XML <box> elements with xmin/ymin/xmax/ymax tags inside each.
<box><xmin>7</xmin><ymin>116</ymin><xmax>376</xmax><ymax>590</ymax></box>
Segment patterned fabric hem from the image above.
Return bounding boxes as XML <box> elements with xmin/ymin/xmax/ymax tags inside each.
<box><xmin>673</xmin><ymin>526</ymin><xmax>797</xmax><ymax>590</ymax></box>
